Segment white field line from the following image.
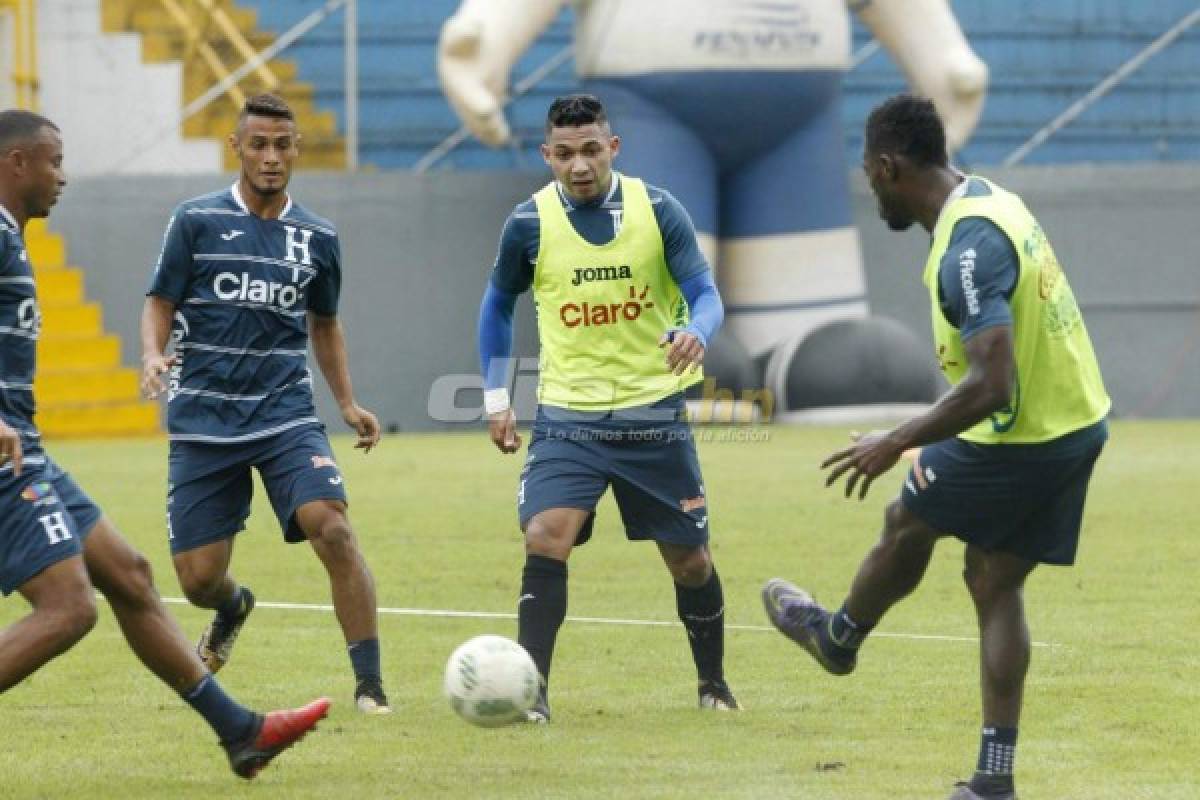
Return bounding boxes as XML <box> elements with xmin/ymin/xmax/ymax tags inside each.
<box><xmin>159</xmin><ymin>596</ymin><xmax>1060</xmax><ymax>649</ymax></box>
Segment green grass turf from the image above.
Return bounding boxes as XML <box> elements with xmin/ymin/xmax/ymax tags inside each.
<box><xmin>1</xmin><ymin>422</ymin><xmax>1196</xmax><ymax>798</ymax></box>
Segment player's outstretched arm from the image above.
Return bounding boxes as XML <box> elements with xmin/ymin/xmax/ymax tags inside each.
<box><xmin>308</xmin><ymin>313</ymin><xmax>380</xmax><ymax>452</ymax></box>
<box><xmin>140</xmin><ymin>295</ymin><xmax>179</xmax><ymax>399</ymax></box>
<box><xmin>821</xmin><ymin>325</ymin><xmax>1015</xmax><ymax>500</ymax></box>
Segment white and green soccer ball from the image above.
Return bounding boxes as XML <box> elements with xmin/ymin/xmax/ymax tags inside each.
<box><xmin>443</xmin><ymin>635</ymin><xmax>540</xmax><ymax>727</ymax></box>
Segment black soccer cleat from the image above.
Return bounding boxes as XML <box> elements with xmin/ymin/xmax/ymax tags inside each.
<box><xmin>354</xmin><ymin>677</ymin><xmax>392</xmax><ymax>715</ymax></box>
<box><xmin>949</xmin><ymin>780</ymin><xmax>1017</xmax><ymax>800</ymax></box>
<box><xmin>698</xmin><ymin>679</ymin><xmax>740</xmax><ymax>711</ymax></box>
<box><xmin>197</xmin><ymin>588</ymin><xmax>255</xmax><ymax>674</ymax></box>
<box><xmin>761</xmin><ymin>578</ymin><xmax>856</xmax><ymax>676</ymax></box>
<box><xmin>524</xmin><ymin>685</ymin><xmax>550</xmax><ymax>724</ymax></box>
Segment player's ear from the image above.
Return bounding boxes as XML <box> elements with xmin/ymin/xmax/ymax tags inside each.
<box><xmin>540</xmin><ymin>142</ymin><xmax>552</xmax><ymax>167</ymax></box>
<box><xmin>608</xmin><ymin>134</ymin><xmax>620</xmax><ymax>158</ymax></box>
<box><xmin>878</xmin><ymin>153</ymin><xmax>897</xmax><ymax>182</ymax></box>
<box><xmin>227</xmin><ymin>131</ymin><xmax>241</xmax><ymax>157</ymax></box>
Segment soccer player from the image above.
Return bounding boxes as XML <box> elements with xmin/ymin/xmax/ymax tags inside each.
<box><xmin>0</xmin><ymin>109</ymin><xmax>329</xmax><ymax>779</ymax></box>
<box><xmin>477</xmin><ymin>94</ymin><xmax>734</xmax><ymax>721</ymax></box>
<box><xmin>139</xmin><ymin>94</ymin><xmax>389</xmax><ymax>714</ymax></box>
<box><xmin>762</xmin><ymin>95</ymin><xmax>1110</xmax><ymax>800</ymax></box>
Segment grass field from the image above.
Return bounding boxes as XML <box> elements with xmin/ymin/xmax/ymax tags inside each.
<box><xmin>1</xmin><ymin>422</ymin><xmax>1197</xmax><ymax>799</ymax></box>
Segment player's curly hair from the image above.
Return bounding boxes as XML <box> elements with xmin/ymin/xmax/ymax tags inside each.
<box><xmin>240</xmin><ymin>93</ymin><xmax>295</xmax><ymax>122</ymax></box>
<box><xmin>0</xmin><ymin>110</ymin><xmax>58</xmax><ymax>151</ymax></box>
<box><xmin>865</xmin><ymin>94</ymin><xmax>948</xmax><ymax>168</ymax></box>
<box><xmin>545</xmin><ymin>94</ymin><xmax>608</xmax><ymax>133</ymax></box>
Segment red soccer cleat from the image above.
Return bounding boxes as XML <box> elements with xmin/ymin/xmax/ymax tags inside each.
<box><xmin>224</xmin><ymin>697</ymin><xmax>331</xmax><ymax>779</ymax></box>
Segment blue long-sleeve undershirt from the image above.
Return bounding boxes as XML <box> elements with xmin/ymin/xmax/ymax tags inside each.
<box><xmin>478</xmin><ymin>282</ymin><xmax>518</xmax><ymax>391</ymax></box>
<box><xmin>477</xmin><ymin>271</ymin><xmax>724</xmax><ymax>391</ymax></box>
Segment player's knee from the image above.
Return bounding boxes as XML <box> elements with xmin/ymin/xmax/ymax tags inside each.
<box><xmin>178</xmin><ymin>568</ymin><xmax>225</xmax><ymax>608</ymax></box>
<box><xmin>963</xmin><ymin>561</ymin><xmax>1026</xmax><ymax>602</ymax></box>
<box><xmin>40</xmin><ymin>590</ymin><xmax>98</xmax><ymax>646</ymax></box>
<box><xmin>118</xmin><ymin>552</ymin><xmax>157</xmax><ymax>607</ymax></box>
<box><xmin>665</xmin><ymin>547</ymin><xmax>711</xmax><ymax>587</ymax></box>
<box><xmin>523</xmin><ymin>518</ymin><xmax>573</xmax><ymax>560</ymax></box>
<box><xmin>309</xmin><ymin>514</ymin><xmax>358</xmax><ymax>560</ymax></box>
<box><xmin>881</xmin><ymin>501</ymin><xmax>936</xmax><ymax>554</ymax></box>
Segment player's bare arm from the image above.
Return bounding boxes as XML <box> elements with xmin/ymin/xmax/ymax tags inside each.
<box><xmin>139</xmin><ymin>294</ymin><xmax>179</xmax><ymax>399</ymax></box>
<box><xmin>308</xmin><ymin>312</ymin><xmax>380</xmax><ymax>452</ymax></box>
<box><xmin>822</xmin><ymin>324</ymin><xmax>1015</xmax><ymax>500</ymax></box>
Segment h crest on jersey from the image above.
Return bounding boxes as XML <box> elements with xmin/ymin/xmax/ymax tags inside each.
<box><xmin>283</xmin><ymin>225</ymin><xmax>314</xmax><ymax>266</ymax></box>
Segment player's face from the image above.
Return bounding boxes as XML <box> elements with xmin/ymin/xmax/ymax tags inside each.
<box><xmin>232</xmin><ymin>115</ymin><xmax>299</xmax><ymax>196</ymax></box>
<box><xmin>541</xmin><ymin>123</ymin><xmax>620</xmax><ymax>203</ymax></box>
<box><xmin>14</xmin><ymin>127</ymin><xmax>66</xmax><ymax>219</ymax></box>
<box><xmin>863</xmin><ymin>149</ymin><xmax>914</xmax><ymax>231</ymax></box>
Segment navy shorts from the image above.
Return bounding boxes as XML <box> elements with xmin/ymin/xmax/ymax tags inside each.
<box><xmin>1</xmin><ymin>452</ymin><xmax>102</xmax><ymax>595</ymax></box>
<box><xmin>518</xmin><ymin>400</ymin><xmax>710</xmax><ymax>547</ymax></box>
<box><xmin>901</xmin><ymin>420</ymin><xmax>1108</xmax><ymax>566</ymax></box>
<box><xmin>167</xmin><ymin>424</ymin><xmax>347</xmax><ymax>554</ymax></box>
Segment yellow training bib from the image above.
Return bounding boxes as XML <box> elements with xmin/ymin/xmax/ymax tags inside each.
<box><xmin>532</xmin><ymin>177</ymin><xmax>701</xmax><ymax>410</ymax></box>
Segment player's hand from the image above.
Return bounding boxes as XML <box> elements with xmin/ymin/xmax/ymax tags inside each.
<box><xmin>342</xmin><ymin>403</ymin><xmax>381</xmax><ymax>452</ymax></box>
<box><xmin>140</xmin><ymin>353</ymin><xmax>179</xmax><ymax>399</ymax></box>
<box><xmin>0</xmin><ymin>419</ymin><xmax>23</xmax><ymax>477</ymax></box>
<box><xmin>488</xmin><ymin>408</ymin><xmax>521</xmax><ymax>454</ymax></box>
<box><xmin>438</xmin><ymin>14</ymin><xmax>512</xmax><ymax>146</ymax></box>
<box><xmin>820</xmin><ymin>429</ymin><xmax>905</xmax><ymax>501</ymax></box>
<box><xmin>659</xmin><ymin>330</ymin><xmax>705</xmax><ymax>376</ymax></box>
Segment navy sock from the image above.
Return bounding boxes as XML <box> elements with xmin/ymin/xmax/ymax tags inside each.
<box><xmin>517</xmin><ymin>554</ymin><xmax>568</xmax><ymax>685</ymax></box>
<box><xmin>675</xmin><ymin>569</ymin><xmax>725</xmax><ymax>683</ymax></box>
<box><xmin>184</xmin><ymin>674</ymin><xmax>257</xmax><ymax>744</ymax></box>
<box><xmin>348</xmin><ymin>638</ymin><xmax>382</xmax><ymax>684</ymax></box>
<box><xmin>972</xmin><ymin>726</ymin><xmax>1018</xmax><ymax>791</ymax></box>
<box><xmin>216</xmin><ymin>586</ymin><xmax>246</xmax><ymax>620</ymax></box>
<box><xmin>828</xmin><ymin>602</ymin><xmax>871</xmax><ymax>651</ymax></box>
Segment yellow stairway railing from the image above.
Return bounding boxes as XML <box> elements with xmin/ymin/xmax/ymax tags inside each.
<box><xmin>102</xmin><ymin>0</ymin><xmax>345</xmax><ymax>169</ymax></box>
<box><xmin>0</xmin><ymin>0</ymin><xmax>38</xmax><ymax>110</ymax></box>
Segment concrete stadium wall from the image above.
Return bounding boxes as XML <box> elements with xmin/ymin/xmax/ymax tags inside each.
<box><xmin>48</xmin><ymin>164</ymin><xmax>1200</xmax><ymax>432</ymax></box>
<box><xmin>37</xmin><ymin>0</ymin><xmax>222</xmax><ymax>176</ymax></box>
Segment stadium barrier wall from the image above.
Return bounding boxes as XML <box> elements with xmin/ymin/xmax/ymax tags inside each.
<box><xmin>47</xmin><ymin>164</ymin><xmax>1200</xmax><ymax>432</ymax></box>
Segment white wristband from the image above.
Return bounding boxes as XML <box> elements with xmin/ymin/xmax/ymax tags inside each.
<box><xmin>484</xmin><ymin>388</ymin><xmax>511</xmax><ymax>415</ymax></box>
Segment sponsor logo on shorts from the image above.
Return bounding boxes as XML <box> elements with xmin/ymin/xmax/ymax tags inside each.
<box><xmin>311</xmin><ymin>455</ymin><xmax>337</xmax><ymax>470</ymax></box>
<box><xmin>20</xmin><ymin>481</ymin><xmax>56</xmax><ymax>507</ymax></box>
<box><xmin>679</xmin><ymin>495</ymin><xmax>706</xmax><ymax>513</ymax></box>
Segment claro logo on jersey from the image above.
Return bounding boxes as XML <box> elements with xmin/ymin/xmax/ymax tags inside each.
<box><xmin>213</xmin><ymin>272</ymin><xmax>300</xmax><ymax>309</ymax></box>
<box><xmin>560</xmin><ymin>284</ymin><xmax>654</xmax><ymax>328</ymax></box>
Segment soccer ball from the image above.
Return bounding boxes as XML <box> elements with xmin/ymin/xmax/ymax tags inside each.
<box><xmin>443</xmin><ymin>635</ymin><xmax>540</xmax><ymax>727</ymax></box>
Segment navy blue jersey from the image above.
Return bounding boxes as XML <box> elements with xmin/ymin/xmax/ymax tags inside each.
<box><xmin>490</xmin><ymin>172</ymin><xmax>710</xmax><ymax>294</ymax></box>
<box><xmin>0</xmin><ymin>204</ymin><xmax>41</xmax><ymax>451</ymax></box>
<box><xmin>146</xmin><ymin>185</ymin><xmax>341</xmax><ymax>443</ymax></box>
<box><xmin>936</xmin><ymin>179</ymin><xmax>1020</xmax><ymax>341</ymax></box>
